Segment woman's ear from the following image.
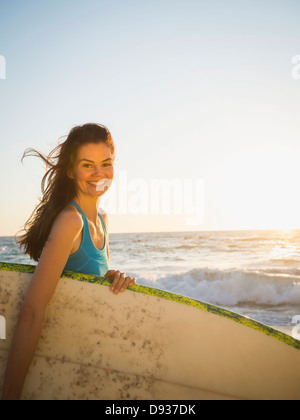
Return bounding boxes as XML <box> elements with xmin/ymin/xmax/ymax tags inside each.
<box><xmin>67</xmin><ymin>168</ymin><xmax>75</xmax><ymax>179</ymax></box>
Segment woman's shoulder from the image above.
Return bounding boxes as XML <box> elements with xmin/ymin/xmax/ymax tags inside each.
<box><xmin>54</xmin><ymin>204</ymin><xmax>84</xmax><ymax>233</ymax></box>
<box><xmin>45</xmin><ymin>204</ymin><xmax>83</xmax><ymax>248</ymax></box>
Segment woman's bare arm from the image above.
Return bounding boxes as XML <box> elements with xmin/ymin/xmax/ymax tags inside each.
<box><xmin>1</xmin><ymin>209</ymin><xmax>82</xmax><ymax>400</ymax></box>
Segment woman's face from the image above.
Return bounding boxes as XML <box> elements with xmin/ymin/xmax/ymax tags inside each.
<box><xmin>69</xmin><ymin>142</ymin><xmax>114</xmax><ymax>198</ymax></box>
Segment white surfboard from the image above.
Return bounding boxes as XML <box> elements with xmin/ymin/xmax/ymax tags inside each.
<box><xmin>0</xmin><ymin>262</ymin><xmax>299</xmax><ymax>400</ymax></box>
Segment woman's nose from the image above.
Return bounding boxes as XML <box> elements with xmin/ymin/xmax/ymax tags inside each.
<box><xmin>93</xmin><ymin>166</ymin><xmax>105</xmax><ymax>177</ymax></box>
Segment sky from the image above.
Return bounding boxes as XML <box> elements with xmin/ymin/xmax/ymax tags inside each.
<box><xmin>0</xmin><ymin>0</ymin><xmax>300</xmax><ymax>234</ymax></box>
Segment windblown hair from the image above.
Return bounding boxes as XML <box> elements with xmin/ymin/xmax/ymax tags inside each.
<box><xmin>17</xmin><ymin>123</ymin><xmax>115</xmax><ymax>262</ymax></box>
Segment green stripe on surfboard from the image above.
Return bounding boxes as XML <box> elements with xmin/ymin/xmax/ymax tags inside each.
<box><xmin>1</xmin><ymin>261</ymin><xmax>299</xmax><ymax>350</ymax></box>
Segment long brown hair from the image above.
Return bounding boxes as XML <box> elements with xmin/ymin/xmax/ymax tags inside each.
<box><xmin>17</xmin><ymin>123</ymin><xmax>115</xmax><ymax>262</ymax></box>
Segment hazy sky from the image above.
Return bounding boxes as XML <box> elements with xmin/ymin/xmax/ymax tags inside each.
<box><xmin>0</xmin><ymin>0</ymin><xmax>300</xmax><ymax>234</ymax></box>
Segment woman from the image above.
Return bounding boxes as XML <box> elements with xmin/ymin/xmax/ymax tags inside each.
<box><xmin>1</xmin><ymin>123</ymin><xmax>136</xmax><ymax>400</ymax></box>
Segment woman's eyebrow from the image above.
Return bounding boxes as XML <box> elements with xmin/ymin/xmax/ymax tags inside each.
<box><xmin>79</xmin><ymin>158</ymin><xmax>112</xmax><ymax>163</ymax></box>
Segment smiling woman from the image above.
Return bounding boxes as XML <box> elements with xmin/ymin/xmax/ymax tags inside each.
<box><xmin>1</xmin><ymin>123</ymin><xmax>136</xmax><ymax>400</ymax></box>
<box><xmin>17</xmin><ymin>124</ymin><xmax>115</xmax><ymax>261</ymax></box>
<box><xmin>63</xmin><ymin>142</ymin><xmax>115</xmax><ymax>276</ymax></box>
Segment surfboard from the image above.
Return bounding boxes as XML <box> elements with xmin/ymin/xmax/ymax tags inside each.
<box><xmin>0</xmin><ymin>262</ymin><xmax>299</xmax><ymax>400</ymax></box>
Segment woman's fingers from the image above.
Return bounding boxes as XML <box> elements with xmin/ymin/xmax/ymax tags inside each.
<box><xmin>109</xmin><ymin>270</ymin><xmax>121</xmax><ymax>293</ymax></box>
<box><xmin>120</xmin><ymin>276</ymin><xmax>136</xmax><ymax>292</ymax></box>
<box><xmin>129</xmin><ymin>278</ymin><xmax>136</xmax><ymax>287</ymax></box>
<box><xmin>104</xmin><ymin>270</ymin><xmax>116</xmax><ymax>279</ymax></box>
<box><xmin>107</xmin><ymin>270</ymin><xmax>136</xmax><ymax>294</ymax></box>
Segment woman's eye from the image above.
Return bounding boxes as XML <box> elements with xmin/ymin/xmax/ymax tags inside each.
<box><xmin>82</xmin><ymin>163</ymin><xmax>112</xmax><ymax>169</ymax></box>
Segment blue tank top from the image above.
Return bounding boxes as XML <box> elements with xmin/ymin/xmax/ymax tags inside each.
<box><xmin>64</xmin><ymin>201</ymin><xmax>110</xmax><ymax>277</ymax></box>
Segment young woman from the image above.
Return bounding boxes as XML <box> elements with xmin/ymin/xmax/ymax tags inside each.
<box><xmin>1</xmin><ymin>123</ymin><xmax>136</xmax><ymax>400</ymax></box>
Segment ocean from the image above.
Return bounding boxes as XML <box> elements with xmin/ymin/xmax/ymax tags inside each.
<box><xmin>1</xmin><ymin>230</ymin><xmax>300</xmax><ymax>335</ymax></box>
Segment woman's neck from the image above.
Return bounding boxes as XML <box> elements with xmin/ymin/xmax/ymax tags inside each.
<box><xmin>73</xmin><ymin>194</ymin><xmax>101</xmax><ymax>224</ymax></box>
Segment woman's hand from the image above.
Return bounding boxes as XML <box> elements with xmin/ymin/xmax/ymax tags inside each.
<box><xmin>104</xmin><ymin>270</ymin><xmax>136</xmax><ymax>294</ymax></box>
